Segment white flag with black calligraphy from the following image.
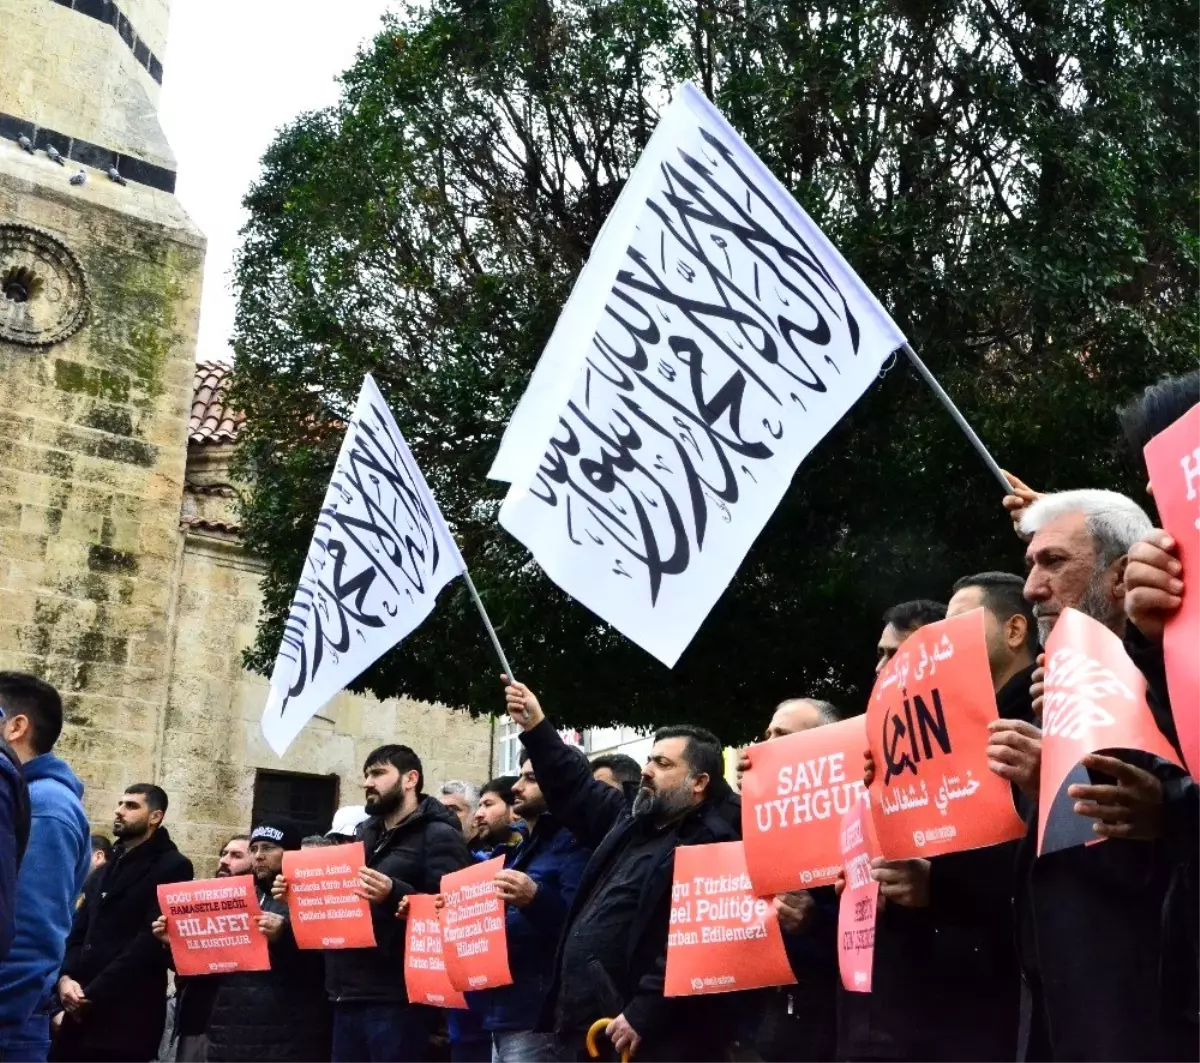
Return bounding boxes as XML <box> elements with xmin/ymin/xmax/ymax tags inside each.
<box><xmin>489</xmin><ymin>82</ymin><xmax>906</xmax><ymax>666</ymax></box>
<box><xmin>261</xmin><ymin>374</ymin><xmax>466</xmax><ymax>755</ymax></box>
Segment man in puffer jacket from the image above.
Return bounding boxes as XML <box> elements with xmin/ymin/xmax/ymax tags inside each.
<box><xmin>157</xmin><ymin>819</ymin><xmax>331</xmax><ymax>1062</ymax></box>
<box><xmin>276</xmin><ymin>744</ymin><xmax>471</xmax><ymax>1063</ymax></box>
<box><xmin>465</xmin><ymin>750</ymin><xmax>591</xmax><ymax>1062</ymax></box>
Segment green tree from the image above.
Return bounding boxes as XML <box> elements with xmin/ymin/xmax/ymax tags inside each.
<box><xmin>230</xmin><ymin>0</ymin><xmax>1197</xmax><ymax>744</ymax></box>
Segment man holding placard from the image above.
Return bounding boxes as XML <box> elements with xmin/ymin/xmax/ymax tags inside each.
<box><xmin>735</xmin><ymin>698</ymin><xmax>840</xmax><ymax>1063</ymax></box>
<box><xmin>315</xmin><ymin>744</ymin><xmax>471</xmax><ymax>1063</ymax></box>
<box><xmin>861</xmin><ymin>574</ymin><xmax>1036</xmax><ymax>1062</ymax></box>
<box><xmin>988</xmin><ymin>489</ymin><xmax>1194</xmax><ymax>1061</ymax></box>
<box><xmin>203</xmin><ymin>820</ymin><xmax>331</xmax><ymax>1062</ymax></box>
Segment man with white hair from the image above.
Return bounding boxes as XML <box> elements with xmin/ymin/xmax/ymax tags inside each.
<box><xmin>436</xmin><ymin>781</ymin><xmax>481</xmax><ymax>841</ymax></box>
<box><xmin>987</xmin><ymin>488</ymin><xmax>1194</xmax><ymax>1062</ymax></box>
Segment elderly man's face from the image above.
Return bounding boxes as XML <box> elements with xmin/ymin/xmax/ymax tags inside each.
<box><xmin>1023</xmin><ymin>511</ymin><xmax>1122</xmax><ymax>640</ymax></box>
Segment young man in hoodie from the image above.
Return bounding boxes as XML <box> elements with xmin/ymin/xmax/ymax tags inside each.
<box><xmin>274</xmin><ymin>744</ymin><xmax>471</xmax><ymax>1063</ymax></box>
<box><xmin>0</xmin><ymin>672</ymin><xmax>89</xmax><ymax>1063</ymax></box>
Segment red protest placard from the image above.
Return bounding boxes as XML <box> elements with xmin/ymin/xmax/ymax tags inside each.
<box><xmin>282</xmin><ymin>842</ymin><xmax>376</xmax><ymax>950</ymax></box>
<box><xmin>837</xmin><ymin>797</ymin><xmax>879</xmax><ymax>993</ymax></box>
<box><xmin>440</xmin><ymin>857</ymin><xmax>513</xmax><ymax>992</ymax></box>
<box><xmin>866</xmin><ymin>608</ymin><xmax>1025</xmax><ymax>860</ymax></box>
<box><xmin>741</xmin><ymin>715</ymin><xmax>867</xmax><ymax>894</ymax></box>
<box><xmin>1038</xmin><ymin>608</ymin><xmax>1183</xmax><ymax>854</ymax></box>
<box><xmin>404</xmin><ymin>894</ymin><xmax>467</xmax><ymax>1009</ymax></box>
<box><xmin>1144</xmin><ymin>402</ymin><xmax>1200</xmax><ymax>780</ymax></box>
<box><xmin>664</xmin><ymin>841</ymin><xmax>795</xmax><ymax>997</ymax></box>
<box><xmin>157</xmin><ymin>876</ymin><xmax>270</xmax><ymax>976</ymax></box>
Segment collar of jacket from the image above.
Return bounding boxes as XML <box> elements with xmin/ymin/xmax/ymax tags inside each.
<box><xmin>361</xmin><ymin>793</ymin><xmax>459</xmax><ymax>850</ymax></box>
<box><xmin>996</xmin><ymin>663</ymin><xmax>1037</xmax><ymax>724</ymax></box>
<box><xmin>111</xmin><ymin>825</ymin><xmax>177</xmax><ymax>864</ymax></box>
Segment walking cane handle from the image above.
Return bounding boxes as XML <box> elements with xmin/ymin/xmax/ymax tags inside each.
<box><xmin>586</xmin><ymin>1017</ymin><xmax>631</xmax><ymax>1062</ymax></box>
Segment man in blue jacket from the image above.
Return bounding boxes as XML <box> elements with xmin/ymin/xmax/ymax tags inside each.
<box><xmin>465</xmin><ymin>752</ymin><xmax>590</xmax><ymax>1063</ymax></box>
<box><xmin>0</xmin><ymin>673</ymin><xmax>90</xmax><ymax>1062</ymax></box>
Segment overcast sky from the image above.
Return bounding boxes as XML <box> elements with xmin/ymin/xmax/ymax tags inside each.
<box><xmin>159</xmin><ymin>0</ymin><xmax>394</xmax><ymax>364</ymax></box>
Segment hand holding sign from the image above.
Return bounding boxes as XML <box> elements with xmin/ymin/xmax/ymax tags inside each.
<box><xmin>357</xmin><ymin>867</ymin><xmax>394</xmax><ymax>905</ymax></box>
<box><xmin>282</xmin><ymin>843</ymin><xmax>376</xmax><ymax>950</ymax></box>
<box><xmin>870</xmin><ymin>858</ymin><xmax>930</xmax><ymax>909</ymax></box>
<box><xmin>986</xmin><ymin>718</ymin><xmax>1042</xmax><ymax>801</ymax></box>
<box><xmin>156</xmin><ymin>877</ymin><xmax>270</xmax><ymax>977</ymax></box>
<box><xmin>493</xmin><ymin>870</ymin><xmax>538</xmax><ymax>909</ymax></box>
<box><xmin>741</xmin><ymin>715</ymin><xmax>867</xmax><ymax>893</ymax></box>
<box><xmin>441</xmin><ymin>857</ymin><xmax>513</xmax><ymax>992</ymax></box>
<box><xmin>1067</xmin><ymin>753</ymin><xmax>1164</xmax><ymax>841</ymax></box>
<box><xmin>1037</xmin><ymin>608</ymin><xmax>1182</xmax><ymax>854</ymax></box>
<box><xmin>773</xmin><ymin>891</ymin><xmax>816</xmax><ymax>935</ymax></box>
<box><xmin>1124</xmin><ymin>531</ymin><xmax>1184</xmax><ymax>641</ymax></box>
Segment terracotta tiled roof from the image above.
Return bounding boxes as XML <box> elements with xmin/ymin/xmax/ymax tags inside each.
<box><xmin>189</xmin><ymin>361</ymin><xmax>244</xmax><ymax>445</ymax></box>
<box><xmin>180</xmin><ymin>515</ymin><xmax>241</xmax><ymax>535</ymax></box>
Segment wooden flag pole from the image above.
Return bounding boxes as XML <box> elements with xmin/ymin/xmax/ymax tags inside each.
<box><xmin>902</xmin><ymin>343</ymin><xmax>1010</xmax><ymax>492</ymax></box>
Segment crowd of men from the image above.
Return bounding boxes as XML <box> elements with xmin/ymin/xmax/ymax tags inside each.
<box><xmin>0</xmin><ymin>370</ymin><xmax>1195</xmax><ymax>1063</ymax></box>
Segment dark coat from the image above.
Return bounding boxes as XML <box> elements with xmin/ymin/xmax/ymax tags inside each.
<box><xmin>837</xmin><ymin>666</ymin><xmax>1032</xmax><ymax>1063</ymax></box>
<box><xmin>324</xmin><ymin>795</ymin><xmax>471</xmax><ymax>1004</ymax></box>
<box><xmin>520</xmin><ymin>718</ymin><xmax>741</xmax><ymax>1062</ymax></box>
<box><xmin>1015</xmin><ymin>634</ymin><xmax>1197</xmax><ymax>1063</ymax></box>
<box><xmin>754</xmin><ymin>885</ymin><xmax>838</xmax><ymax>1063</ymax></box>
<box><xmin>465</xmin><ymin>813</ymin><xmax>591</xmax><ymax>1032</ymax></box>
<box><xmin>56</xmin><ymin>827</ymin><xmax>193</xmax><ymax>1061</ymax></box>
<box><xmin>205</xmin><ymin>889</ymin><xmax>332</xmax><ymax>1062</ymax></box>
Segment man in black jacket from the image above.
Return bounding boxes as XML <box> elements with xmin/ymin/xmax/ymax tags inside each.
<box><xmin>201</xmin><ymin>819</ymin><xmax>331</xmax><ymax>1062</ymax></box>
<box><xmin>986</xmin><ymin>489</ymin><xmax>1194</xmax><ymax>1061</ymax></box>
<box><xmin>503</xmin><ymin>680</ymin><xmax>740</xmax><ymax>1063</ymax></box>
<box><xmin>842</xmin><ymin>585</ymin><xmax>1035</xmax><ymax>1062</ymax></box>
<box><xmin>736</xmin><ymin>698</ymin><xmax>841</xmax><ymax>1063</ymax></box>
<box><xmin>276</xmin><ymin>744</ymin><xmax>471</xmax><ymax>1063</ymax></box>
<box><xmin>169</xmin><ymin>834</ymin><xmax>252</xmax><ymax>1063</ymax></box>
<box><xmin>54</xmin><ymin>783</ymin><xmax>193</xmax><ymax>1062</ymax></box>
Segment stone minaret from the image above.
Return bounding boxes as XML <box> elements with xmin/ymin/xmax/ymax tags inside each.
<box><xmin>0</xmin><ymin>0</ymin><xmax>205</xmax><ymax>825</ymax></box>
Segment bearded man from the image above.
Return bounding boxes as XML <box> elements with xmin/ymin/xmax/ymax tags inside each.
<box><xmin>273</xmin><ymin>744</ymin><xmax>470</xmax><ymax>1063</ymax></box>
<box><xmin>503</xmin><ymin>681</ymin><xmax>741</xmax><ymax>1063</ymax></box>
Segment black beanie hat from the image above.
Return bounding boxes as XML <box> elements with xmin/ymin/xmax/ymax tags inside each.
<box><xmin>250</xmin><ymin>819</ymin><xmax>303</xmax><ymax>852</ymax></box>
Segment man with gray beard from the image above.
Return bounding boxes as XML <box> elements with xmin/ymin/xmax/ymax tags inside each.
<box><xmin>503</xmin><ymin>682</ymin><xmax>740</xmax><ymax>1062</ymax></box>
<box><xmin>986</xmin><ymin>488</ymin><xmax>1194</xmax><ymax>1062</ymax></box>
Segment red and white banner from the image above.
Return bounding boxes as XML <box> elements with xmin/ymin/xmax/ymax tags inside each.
<box><xmin>741</xmin><ymin>715</ymin><xmax>867</xmax><ymax>893</ymax></box>
<box><xmin>283</xmin><ymin>843</ymin><xmax>376</xmax><ymax>950</ymax></box>
<box><xmin>664</xmin><ymin>842</ymin><xmax>795</xmax><ymax>996</ymax></box>
<box><xmin>837</xmin><ymin>798</ymin><xmax>879</xmax><ymax>993</ymax></box>
<box><xmin>1143</xmin><ymin>403</ymin><xmax>1200</xmax><ymax>779</ymax></box>
<box><xmin>440</xmin><ymin>857</ymin><xmax>513</xmax><ymax>992</ymax></box>
<box><xmin>1039</xmin><ymin>608</ymin><xmax>1182</xmax><ymax>854</ymax></box>
<box><xmin>867</xmin><ymin>609</ymin><xmax>1025</xmax><ymax>859</ymax></box>
<box><xmin>404</xmin><ymin>894</ymin><xmax>467</xmax><ymax>1008</ymax></box>
<box><xmin>157</xmin><ymin>876</ymin><xmax>270</xmax><ymax>976</ymax></box>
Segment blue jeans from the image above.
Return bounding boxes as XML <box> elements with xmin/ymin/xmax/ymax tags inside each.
<box><xmin>331</xmin><ymin>1003</ymin><xmax>436</xmax><ymax>1063</ymax></box>
<box><xmin>491</xmin><ymin>1030</ymin><xmax>559</xmax><ymax>1063</ymax></box>
<box><xmin>0</xmin><ymin>1013</ymin><xmax>50</xmax><ymax>1063</ymax></box>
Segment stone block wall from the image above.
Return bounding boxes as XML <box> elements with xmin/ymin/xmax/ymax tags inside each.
<box><xmin>0</xmin><ymin>152</ymin><xmax>203</xmax><ymax>828</ymax></box>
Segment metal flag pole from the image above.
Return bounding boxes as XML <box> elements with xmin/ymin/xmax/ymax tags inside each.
<box><xmin>461</xmin><ymin>570</ymin><xmax>515</xmax><ymax>680</ymax></box>
<box><xmin>461</xmin><ymin>570</ymin><xmax>531</xmax><ymax>724</ymax></box>
<box><xmin>901</xmin><ymin>343</ymin><xmax>1010</xmax><ymax>492</ymax></box>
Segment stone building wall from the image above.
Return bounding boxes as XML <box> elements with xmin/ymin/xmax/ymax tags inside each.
<box><xmin>1</xmin><ymin>0</ymin><xmax>494</xmax><ymax>878</ymax></box>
